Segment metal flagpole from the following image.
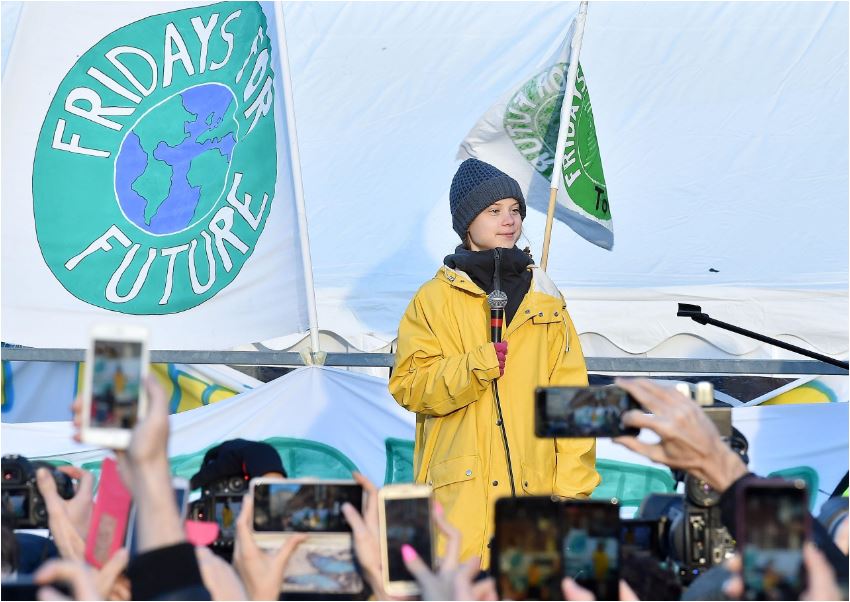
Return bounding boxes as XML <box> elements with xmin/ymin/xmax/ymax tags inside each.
<box><xmin>273</xmin><ymin>3</ymin><xmax>323</xmax><ymax>361</ymax></box>
<box><xmin>541</xmin><ymin>0</ymin><xmax>589</xmax><ymax>270</ymax></box>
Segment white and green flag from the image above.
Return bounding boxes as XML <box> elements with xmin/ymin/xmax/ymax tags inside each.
<box><xmin>458</xmin><ymin>20</ymin><xmax>613</xmax><ymax>250</ymax></box>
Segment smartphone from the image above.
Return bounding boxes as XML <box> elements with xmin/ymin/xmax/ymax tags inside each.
<box><xmin>492</xmin><ymin>496</ymin><xmax>563</xmax><ymax>601</ymax></box>
<box><xmin>738</xmin><ymin>479</ymin><xmax>809</xmax><ymax>601</ymax></box>
<box><xmin>378</xmin><ymin>484</ymin><xmax>434</xmax><ymax>596</ymax></box>
<box><xmin>535</xmin><ymin>386</ymin><xmax>641</xmax><ymax>438</ymax></box>
<box><xmin>126</xmin><ymin>477</ymin><xmax>190</xmax><ymax>556</ymax></box>
<box><xmin>81</xmin><ymin>324</ymin><xmax>149</xmax><ymax>449</ymax></box>
<box><xmin>85</xmin><ymin>457</ymin><xmax>132</xmax><ymax>568</ymax></box>
<box><xmin>562</xmin><ymin>500</ymin><xmax>620</xmax><ymax>601</ymax></box>
<box><xmin>251</xmin><ymin>478</ymin><xmax>364</xmax><ymax>595</ymax></box>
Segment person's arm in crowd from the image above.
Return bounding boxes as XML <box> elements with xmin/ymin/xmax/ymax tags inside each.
<box><xmin>35</xmin><ymin>466</ymin><xmax>94</xmax><ymax>561</ymax></box>
<box><xmin>33</xmin><ymin>552</ymin><xmax>127</xmax><ymax>602</ymax></box>
<box><xmin>233</xmin><ymin>492</ymin><xmax>305</xmax><ymax>600</ymax></box>
<box><xmin>35</xmin><ymin>460</ymin><xmax>131</xmax><ymax>600</ymax></box>
<box><xmin>339</xmin><ymin>472</ymin><xmax>396</xmax><ymax>600</ymax></box>
<box><xmin>400</xmin><ymin>503</ymin><xmax>497</xmax><ymax>601</ymax></box>
<box><xmin>34</xmin><ymin>558</ymin><xmax>101</xmax><ymax>601</ymax></box>
<box><xmin>614</xmin><ymin>378</ymin><xmax>849</xmax><ymax>586</ymax></box>
<box><xmin>193</xmin><ymin>547</ymin><xmax>248</xmax><ymax>601</ymax></box>
<box><xmin>388</xmin><ymin>294</ymin><xmax>501</xmax><ymax>417</ymax></box>
<box><xmin>613</xmin><ymin>378</ymin><xmax>748</xmax><ymax>492</ymax></box>
<box><xmin>73</xmin><ymin>377</ymin><xmax>212</xmax><ymax>600</ymax></box>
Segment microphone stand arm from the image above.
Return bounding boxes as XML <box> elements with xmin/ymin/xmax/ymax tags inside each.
<box><xmin>677</xmin><ymin>304</ymin><xmax>848</xmax><ymax>371</ymax></box>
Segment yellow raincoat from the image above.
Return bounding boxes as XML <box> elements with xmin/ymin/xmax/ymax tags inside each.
<box><xmin>389</xmin><ymin>263</ymin><xmax>599</xmax><ymax>566</ymax></box>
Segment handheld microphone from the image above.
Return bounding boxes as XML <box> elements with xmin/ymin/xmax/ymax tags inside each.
<box><xmin>488</xmin><ymin>248</ymin><xmax>507</xmax><ymax>343</ymax></box>
<box><xmin>488</xmin><ymin>290</ymin><xmax>507</xmax><ymax>343</ymax></box>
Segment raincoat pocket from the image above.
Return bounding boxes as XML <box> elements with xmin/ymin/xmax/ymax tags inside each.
<box><xmin>429</xmin><ymin>454</ymin><xmax>480</xmax><ymax>489</ymax></box>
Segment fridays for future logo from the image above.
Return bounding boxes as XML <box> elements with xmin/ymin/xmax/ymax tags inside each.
<box><xmin>503</xmin><ymin>63</ymin><xmax>610</xmax><ymax>220</ymax></box>
<box><xmin>33</xmin><ymin>2</ymin><xmax>277</xmax><ymax>314</ymax></box>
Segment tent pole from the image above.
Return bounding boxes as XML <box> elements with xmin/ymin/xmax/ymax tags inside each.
<box><xmin>541</xmin><ymin>0</ymin><xmax>589</xmax><ymax>270</ymax></box>
<box><xmin>273</xmin><ymin>3</ymin><xmax>322</xmax><ymax>359</ymax></box>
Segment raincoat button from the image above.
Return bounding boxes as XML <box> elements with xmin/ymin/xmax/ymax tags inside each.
<box><xmin>428</xmin><ymin>481</ymin><xmax>433</xmax><ymax>486</ymax></box>
<box><xmin>554</xmin><ymin>311</ymin><xmax>559</xmax><ymax>317</ymax></box>
<box><xmin>538</xmin><ymin>312</ymin><xmax>544</xmax><ymax>317</ymax></box>
<box><xmin>496</xmin><ymin>419</ymin><xmax>502</xmax><ymax>426</ymax></box>
<box><xmin>524</xmin><ymin>481</ymin><xmax>529</xmax><ymax>487</ymax></box>
<box><xmin>492</xmin><ymin>480</ymin><xmax>499</xmax><ymax>486</ymax></box>
<box><xmin>465</xmin><ymin>469</ymin><xmax>472</xmax><ymax>477</ymax></box>
<box><xmin>525</xmin><ymin>309</ymin><xmax>530</xmax><ymax>314</ymax></box>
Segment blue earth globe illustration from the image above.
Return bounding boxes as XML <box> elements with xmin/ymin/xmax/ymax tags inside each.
<box><xmin>115</xmin><ymin>83</ymin><xmax>238</xmax><ymax>235</ymax></box>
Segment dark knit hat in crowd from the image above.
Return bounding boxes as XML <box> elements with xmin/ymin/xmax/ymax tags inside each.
<box><xmin>449</xmin><ymin>158</ymin><xmax>526</xmax><ymax>239</ymax></box>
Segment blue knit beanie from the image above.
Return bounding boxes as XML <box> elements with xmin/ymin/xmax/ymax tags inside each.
<box><xmin>449</xmin><ymin>158</ymin><xmax>526</xmax><ymax>239</ymax></box>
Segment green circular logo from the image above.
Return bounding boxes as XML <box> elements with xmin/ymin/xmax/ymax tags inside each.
<box><xmin>33</xmin><ymin>2</ymin><xmax>277</xmax><ymax>314</ymax></box>
<box><xmin>503</xmin><ymin>63</ymin><xmax>609</xmax><ymax>219</ymax></box>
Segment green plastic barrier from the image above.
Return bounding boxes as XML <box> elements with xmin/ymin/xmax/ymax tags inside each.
<box><xmin>169</xmin><ymin>437</ymin><xmax>359</xmax><ymax>485</ymax></box>
<box><xmin>590</xmin><ymin>459</ymin><xmax>676</xmax><ymax>508</ymax></box>
<box><xmin>384</xmin><ymin>438</ymin><xmax>415</xmax><ymax>484</ymax></box>
<box><xmin>80</xmin><ymin>460</ymin><xmax>103</xmax><ymax>494</ymax></box>
<box><xmin>767</xmin><ymin>466</ymin><xmax>819</xmax><ymax>510</ymax></box>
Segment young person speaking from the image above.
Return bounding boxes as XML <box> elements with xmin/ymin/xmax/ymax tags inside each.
<box><xmin>389</xmin><ymin>158</ymin><xmax>599</xmax><ymax>566</ymax></box>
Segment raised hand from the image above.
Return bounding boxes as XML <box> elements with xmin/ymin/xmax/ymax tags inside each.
<box><xmin>233</xmin><ymin>492</ymin><xmax>306</xmax><ymax>601</ymax></box>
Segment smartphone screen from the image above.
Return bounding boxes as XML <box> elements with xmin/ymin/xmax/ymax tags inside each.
<box><xmin>535</xmin><ymin>386</ymin><xmax>640</xmax><ymax>438</ymax></box>
<box><xmin>620</xmin><ymin>519</ymin><xmax>661</xmax><ymax>558</ymax></box>
<box><xmin>562</xmin><ymin>501</ymin><xmax>620</xmax><ymax>600</ymax></box>
<box><xmin>385</xmin><ymin>496</ymin><xmax>432</xmax><ymax>583</ymax></box>
<box><xmin>91</xmin><ymin>339</ymin><xmax>143</xmax><ymax>430</ymax></box>
<box><xmin>742</xmin><ymin>484</ymin><xmax>807</xmax><ymax>601</ymax></box>
<box><xmin>213</xmin><ymin>495</ymin><xmax>244</xmax><ymax>539</ymax></box>
<box><xmin>253</xmin><ymin>482</ymin><xmax>362</xmax><ymax>533</ymax></box>
<box><xmin>493</xmin><ymin>497</ymin><xmax>562</xmax><ymax>601</ymax></box>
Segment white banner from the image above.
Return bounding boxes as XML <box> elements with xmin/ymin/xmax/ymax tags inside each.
<box><xmin>1</xmin><ymin>1</ymin><xmax>310</xmax><ymax>350</ymax></box>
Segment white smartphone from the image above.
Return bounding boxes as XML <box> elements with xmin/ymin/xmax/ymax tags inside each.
<box><xmin>81</xmin><ymin>324</ymin><xmax>149</xmax><ymax>449</ymax></box>
<box><xmin>250</xmin><ymin>477</ymin><xmax>365</xmax><ymax>595</ymax></box>
<box><xmin>378</xmin><ymin>483</ymin><xmax>435</xmax><ymax>597</ymax></box>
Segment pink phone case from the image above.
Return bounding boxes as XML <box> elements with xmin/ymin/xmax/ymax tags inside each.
<box><xmin>85</xmin><ymin>457</ymin><xmax>132</xmax><ymax>568</ymax></box>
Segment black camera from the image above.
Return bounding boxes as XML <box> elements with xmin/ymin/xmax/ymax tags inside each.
<box><xmin>637</xmin><ymin>408</ymin><xmax>748</xmax><ymax>586</ymax></box>
<box><xmin>188</xmin><ymin>473</ymin><xmax>250</xmax><ymax>549</ymax></box>
<box><xmin>1</xmin><ymin>455</ymin><xmax>74</xmax><ymax>529</ymax></box>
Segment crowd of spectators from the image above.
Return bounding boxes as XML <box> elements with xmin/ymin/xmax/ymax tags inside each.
<box><xmin>1</xmin><ymin>377</ymin><xmax>846</xmax><ymax>601</ymax></box>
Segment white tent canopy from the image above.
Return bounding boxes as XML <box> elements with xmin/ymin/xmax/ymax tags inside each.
<box><xmin>278</xmin><ymin>1</ymin><xmax>848</xmax><ymax>359</ymax></box>
<box><xmin>1</xmin><ymin>1</ymin><xmax>847</xmax><ymax>359</ymax></box>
